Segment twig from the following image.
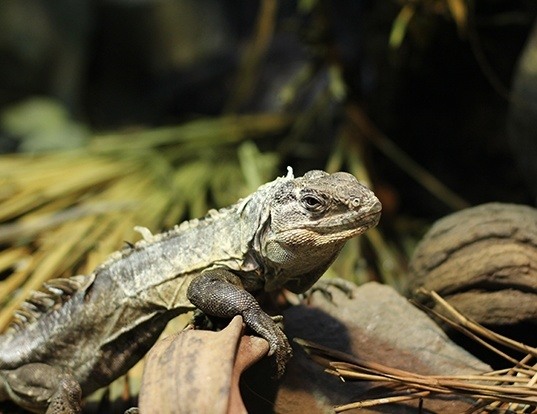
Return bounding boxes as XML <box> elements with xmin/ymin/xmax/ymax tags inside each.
<box><xmin>335</xmin><ymin>390</ymin><xmax>430</xmax><ymax>412</ymax></box>
<box><xmin>345</xmin><ymin>104</ymin><xmax>469</xmax><ymax>210</ymax></box>
<box><xmin>422</xmin><ymin>289</ymin><xmax>537</xmax><ymax>359</ymax></box>
<box><xmin>224</xmin><ymin>0</ymin><xmax>278</xmax><ymax>112</ymax></box>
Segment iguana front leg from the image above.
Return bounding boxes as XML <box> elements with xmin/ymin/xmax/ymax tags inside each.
<box><xmin>187</xmin><ymin>269</ymin><xmax>292</xmax><ymax>377</ymax></box>
<box><xmin>1</xmin><ymin>363</ymin><xmax>81</xmax><ymax>414</ymax></box>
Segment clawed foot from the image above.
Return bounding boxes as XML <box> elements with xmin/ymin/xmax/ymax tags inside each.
<box><xmin>266</xmin><ymin>322</ymin><xmax>293</xmax><ymax>379</ymax></box>
<box><xmin>190</xmin><ymin>305</ymin><xmax>291</xmax><ymax>378</ymax></box>
<box><xmin>302</xmin><ymin>278</ymin><xmax>355</xmax><ymax>304</ymax></box>
<box><xmin>241</xmin><ymin>308</ymin><xmax>292</xmax><ymax>378</ymax></box>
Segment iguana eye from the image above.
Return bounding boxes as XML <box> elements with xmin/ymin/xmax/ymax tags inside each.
<box><xmin>351</xmin><ymin>198</ymin><xmax>361</xmax><ymax>208</ymax></box>
<box><xmin>301</xmin><ymin>195</ymin><xmax>324</xmax><ymax>212</ymax></box>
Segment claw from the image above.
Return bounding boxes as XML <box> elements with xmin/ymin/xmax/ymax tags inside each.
<box><xmin>270</xmin><ymin>315</ymin><xmax>284</xmax><ymax>323</ymax></box>
<box><xmin>302</xmin><ymin>278</ymin><xmax>355</xmax><ymax>304</ymax></box>
<box><xmin>273</xmin><ymin>340</ymin><xmax>293</xmax><ymax>379</ymax></box>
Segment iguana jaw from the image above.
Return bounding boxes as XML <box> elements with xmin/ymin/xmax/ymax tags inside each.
<box><xmin>273</xmin><ymin>212</ymin><xmax>380</xmax><ymax>247</ymax></box>
<box><xmin>274</xmin><ymin>198</ymin><xmax>381</xmax><ymax>243</ymax></box>
<box><xmin>306</xmin><ymin>207</ymin><xmax>381</xmax><ymax>234</ymax></box>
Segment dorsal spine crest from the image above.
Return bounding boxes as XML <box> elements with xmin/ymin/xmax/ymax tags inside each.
<box><xmin>7</xmin><ymin>274</ymin><xmax>91</xmax><ymax>332</ymax></box>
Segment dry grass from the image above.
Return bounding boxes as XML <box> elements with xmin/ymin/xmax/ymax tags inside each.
<box><xmin>0</xmin><ymin>113</ymin><xmax>290</xmax><ymax>331</ymax></box>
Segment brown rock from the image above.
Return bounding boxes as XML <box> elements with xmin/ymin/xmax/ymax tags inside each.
<box><xmin>246</xmin><ymin>281</ymin><xmax>491</xmax><ymax>413</ymax></box>
<box><xmin>408</xmin><ymin>202</ymin><xmax>537</xmax><ymax>332</ymax></box>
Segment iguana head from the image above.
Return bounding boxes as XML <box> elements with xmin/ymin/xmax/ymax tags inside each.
<box><xmin>261</xmin><ymin>170</ymin><xmax>382</xmax><ymax>292</ymax></box>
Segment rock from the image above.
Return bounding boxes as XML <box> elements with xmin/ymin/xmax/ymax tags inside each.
<box><xmin>408</xmin><ymin>203</ymin><xmax>537</xmax><ymax>346</ymax></box>
<box><xmin>244</xmin><ymin>281</ymin><xmax>491</xmax><ymax>413</ymax></box>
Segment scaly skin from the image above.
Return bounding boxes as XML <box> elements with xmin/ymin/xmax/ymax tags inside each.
<box><xmin>0</xmin><ymin>169</ymin><xmax>381</xmax><ymax>413</ymax></box>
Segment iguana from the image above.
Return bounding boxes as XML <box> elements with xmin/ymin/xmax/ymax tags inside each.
<box><xmin>0</xmin><ymin>169</ymin><xmax>381</xmax><ymax>414</ymax></box>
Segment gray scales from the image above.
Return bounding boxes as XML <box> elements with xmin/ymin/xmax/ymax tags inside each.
<box><xmin>0</xmin><ymin>169</ymin><xmax>381</xmax><ymax>414</ymax></box>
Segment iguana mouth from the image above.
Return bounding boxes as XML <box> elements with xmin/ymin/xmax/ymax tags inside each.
<box><xmin>306</xmin><ymin>210</ymin><xmax>381</xmax><ymax>234</ymax></box>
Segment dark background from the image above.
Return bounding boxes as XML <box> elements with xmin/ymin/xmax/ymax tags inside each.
<box><xmin>0</xmin><ymin>0</ymin><xmax>536</xmax><ymax>218</ymax></box>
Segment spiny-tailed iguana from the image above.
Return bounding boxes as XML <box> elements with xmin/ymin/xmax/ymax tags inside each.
<box><xmin>0</xmin><ymin>169</ymin><xmax>381</xmax><ymax>413</ymax></box>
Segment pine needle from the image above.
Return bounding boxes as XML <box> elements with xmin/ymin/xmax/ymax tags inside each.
<box><xmin>295</xmin><ymin>290</ymin><xmax>537</xmax><ymax>413</ymax></box>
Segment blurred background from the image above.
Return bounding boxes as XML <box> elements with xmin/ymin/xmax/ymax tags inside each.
<box><xmin>1</xmin><ymin>1</ymin><xmax>536</xmax><ymax>207</ymax></box>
